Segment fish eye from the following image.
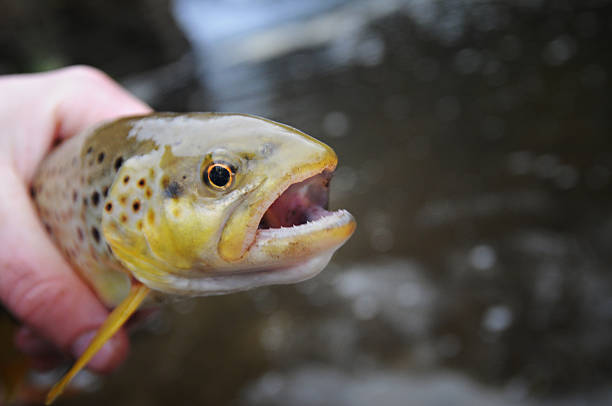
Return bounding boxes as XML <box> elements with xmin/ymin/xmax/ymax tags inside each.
<box><xmin>204</xmin><ymin>162</ymin><xmax>235</xmax><ymax>190</ymax></box>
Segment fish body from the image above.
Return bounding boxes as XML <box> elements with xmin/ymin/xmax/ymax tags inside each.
<box><xmin>30</xmin><ymin>113</ymin><xmax>355</xmax><ymax>403</ymax></box>
<box><xmin>33</xmin><ymin>113</ymin><xmax>355</xmax><ymax>304</ymax></box>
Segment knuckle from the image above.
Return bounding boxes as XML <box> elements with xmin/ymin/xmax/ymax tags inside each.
<box><xmin>59</xmin><ymin>65</ymin><xmax>113</xmax><ymax>87</ymax></box>
<box><xmin>5</xmin><ymin>268</ymin><xmax>70</xmax><ymax>327</ymax></box>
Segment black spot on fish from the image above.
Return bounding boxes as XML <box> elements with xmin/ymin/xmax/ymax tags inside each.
<box><xmin>98</xmin><ymin>152</ymin><xmax>105</xmax><ymax>163</ymax></box>
<box><xmin>105</xmin><ymin>202</ymin><xmax>113</xmax><ymax>212</ymax></box>
<box><xmin>164</xmin><ymin>181</ymin><xmax>183</xmax><ymax>199</ymax></box>
<box><xmin>92</xmin><ymin>191</ymin><xmax>100</xmax><ymax>206</ymax></box>
<box><xmin>29</xmin><ymin>186</ymin><xmax>36</xmax><ymax>198</ymax></box>
<box><xmin>91</xmin><ymin>227</ymin><xmax>100</xmax><ymax>243</ymax></box>
<box><xmin>114</xmin><ymin>156</ymin><xmax>124</xmax><ymax>171</ymax></box>
<box><xmin>132</xmin><ymin>201</ymin><xmax>140</xmax><ymax>212</ymax></box>
<box><xmin>138</xmin><ymin>178</ymin><xmax>146</xmax><ymax>187</ymax></box>
<box><xmin>44</xmin><ymin>223</ymin><xmax>53</xmax><ymax>235</ymax></box>
<box><xmin>86</xmin><ymin>146</ymin><xmax>93</xmax><ymax>154</ymax></box>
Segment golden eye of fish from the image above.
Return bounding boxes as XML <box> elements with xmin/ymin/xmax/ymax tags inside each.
<box><xmin>204</xmin><ymin>162</ymin><xmax>234</xmax><ymax>190</ymax></box>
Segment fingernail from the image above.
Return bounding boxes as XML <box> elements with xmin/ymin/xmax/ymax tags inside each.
<box><xmin>71</xmin><ymin>330</ymin><xmax>119</xmax><ymax>371</ymax></box>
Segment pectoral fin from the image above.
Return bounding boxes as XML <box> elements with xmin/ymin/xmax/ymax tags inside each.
<box><xmin>46</xmin><ymin>283</ymin><xmax>150</xmax><ymax>405</ymax></box>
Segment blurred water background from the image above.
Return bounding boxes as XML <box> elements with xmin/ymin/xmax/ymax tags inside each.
<box><xmin>2</xmin><ymin>0</ymin><xmax>612</xmax><ymax>404</ymax></box>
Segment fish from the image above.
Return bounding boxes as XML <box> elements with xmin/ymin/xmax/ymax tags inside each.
<box><xmin>30</xmin><ymin>112</ymin><xmax>356</xmax><ymax>404</ymax></box>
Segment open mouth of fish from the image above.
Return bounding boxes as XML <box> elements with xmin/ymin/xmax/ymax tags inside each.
<box><xmin>255</xmin><ymin>170</ymin><xmax>354</xmax><ymax>243</ymax></box>
<box><xmin>190</xmin><ymin>169</ymin><xmax>354</xmax><ymax>292</ymax></box>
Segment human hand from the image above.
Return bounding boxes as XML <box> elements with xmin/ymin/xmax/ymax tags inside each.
<box><xmin>0</xmin><ymin>66</ymin><xmax>151</xmax><ymax>372</ymax></box>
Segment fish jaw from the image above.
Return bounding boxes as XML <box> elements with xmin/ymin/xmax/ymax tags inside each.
<box><xmin>217</xmin><ymin>134</ymin><xmax>338</xmax><ymax>262</ymax></box>
<box><xmin>249</xmin><ymin>210</ymin><xmax>355</xmax><ymax>263</ymax></box>
<box><xmin>136</xmin><ymin>211</ymin><xmax>355</xmax><ymax>295</ymax></box>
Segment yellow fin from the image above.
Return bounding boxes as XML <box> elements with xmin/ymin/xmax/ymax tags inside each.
<box><xmin>45</xmin><ymin>283</ymin><xmax>150</xmax><ymax>405</ymax></box>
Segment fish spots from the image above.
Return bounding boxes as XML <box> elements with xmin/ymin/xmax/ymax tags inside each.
<box><xmin>33</xmin><ymin>130</ymin><xmax>136</xmax><ymax>291</ymax></box>
<box><xmin>164</xmin><ymin>181</ymin><xmax>183</xmax><ymax>199</ymax></box>
<box><xmin>114</xmin><ymin>156</ymin><xmax>124</xmax><ymax>171</ymax></box>
<box><xmin>147</xmin><ymin>209</ymin><xmax>155</xmax><ymax>224</ymax></box>
<box><xmin>132</xmin><ymin>200</ymin><xmax>141</xmax><ymax>212</ymax></box>
<box><xmin>136</xmin><ymin>220</ymin><xmax>143</xmax><ymax>231</ymax></box>
<box><xmin>123</xmin><ymin>175</ymin><xmax>130</xmax><ymax>184</ymax></box>
<box><xmin>138</xmin><ymin>178</ymin><xmax>146</xmax><ymax>187</ymax></box>
<box><xmin>119</xmin><ymin>195</ymin><xmax>128</xmax><ymax>206</ymax></box>
<box><xmin>120</xmin><ymin>213</ymin><xmax>128</xmax><ymax>223</ymax></box>
<box><xmin>92</xmin><ymin>191</ymin><xmax>100</xmax><ymax>206</ymax></box>
<box><xmin>145</xmin><ymin>187</ymin><xmax>153</xmax><ymax>199</ymax></box>
<box><xmin>91</xmin><ymin>226</ymin><xmax>101</xmax><ymax>243</ymax></box>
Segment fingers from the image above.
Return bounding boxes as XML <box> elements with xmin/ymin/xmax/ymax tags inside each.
<box><xmin>0</xmin><ymin>166</ymin><xmax>128</xmax><ymax>373</ymax></box>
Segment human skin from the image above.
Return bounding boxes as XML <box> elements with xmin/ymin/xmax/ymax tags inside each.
<box><xmin>0</xmin><ymin>66</ymin><xmax>151</xmax><ymax>372</ymax></box>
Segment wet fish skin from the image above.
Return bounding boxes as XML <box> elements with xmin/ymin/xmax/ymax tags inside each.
<box><xmin>32</xmin><ymin>112</ymin><xmax>355</xmax><ymax>305</ymax></box>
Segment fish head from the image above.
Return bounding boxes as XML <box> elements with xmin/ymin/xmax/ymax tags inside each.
<box><xmin>102</xmin><ymin>113</ymin><xmax>355</xmax><ymax>295</ymax></box>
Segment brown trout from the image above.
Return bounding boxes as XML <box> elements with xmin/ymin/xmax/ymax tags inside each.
<box><xmin>30</xmin><ymin>112</ymin><xmax>355</xmax><ymax>403</ymax></box>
